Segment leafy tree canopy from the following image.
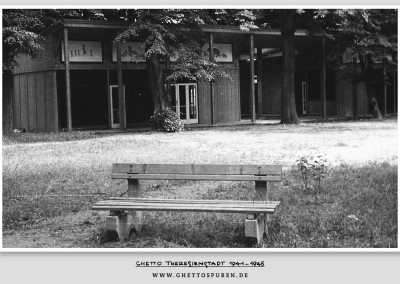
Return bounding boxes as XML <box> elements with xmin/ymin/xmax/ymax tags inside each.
<box><xmin>115</xmin><ymin>9</ymin><xmax>235</xmax><ymax>83</ymax></box>
<box><xmin>311</xmin><ymin>9</ymin><xmax>397</xmax><ymax>67</ymax></box>
<box><xmin>2</xmin><ymin>9</ymin><xmax>108</xmax><ymax>72</ymax></box>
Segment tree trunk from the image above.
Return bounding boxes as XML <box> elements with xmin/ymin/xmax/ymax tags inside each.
<box><xmin>359</xmin><ymin>54</ymin><xmax>382</xmax><ymax>119</ymax></box>
<box><xmin>147</xmin><ymin>54</ymin><xmax>170</xmax><ymax>116</ymax></box>
<box><xmin>280</xmin><ymin>10</ymin><xmax>300</xmax><ymax>124</ymax></box>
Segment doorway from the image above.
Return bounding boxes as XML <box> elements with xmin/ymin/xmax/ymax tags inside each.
<box><xmin>57</xmin><ymin>70</ymin><xmax>108</xmax><ymax>129</ymax></box>
<box><xmin>109</xmin><ymin>85</ymin><xmax>125</xmax><ymax>129</ymax></box>
<box><xmin>301</xmin><ymin>82</ymin><xmax>308</xmax><ymax>114</ymax></box>
<box><xmin>171</xmin><ymin>83</ymin><xmax>198</xmax><ymax>124</ymax></box>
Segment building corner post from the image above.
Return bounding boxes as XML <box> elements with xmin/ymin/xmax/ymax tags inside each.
<box><xmin>383</xmin><ymin>59</ymin><xmax>387</xmax><ymax>117</ymax></box>
<box><xmin>63</xmin><ymin>28</ymin><xmax>72</xmax><ymax>133</ymax></box>
<box><xmin>209</xmin><ymin>33</ymin><xmax>216</xmax><ymax>125</ymax></box>
<box><xmin>257</xmin><ymin>47</ymin><xmax>263</xmax><ymax>119</ymax></box>
<box><xmin>117</xmin><ymin>41</ymin><xmax>126</xmax><ymax>130</ymax></box>
<box><xmin>353</xmin><ymin>57</ymin><xmax>358</xmax><ymax>117</ymax></box>
<box><xmin>321</xmin><ymin>36</ymin><xmax>327</xmax><ymax>120</ymax></box>
<box><xmin>249</xmin><ymin>34</ymin><xmax>256</xmax><ymax>122</ymax></box>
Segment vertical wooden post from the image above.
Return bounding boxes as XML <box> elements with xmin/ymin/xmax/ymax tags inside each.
<box><xmin>394</xmin><ymin>71</ymin><xmax>397</xmax><ymax>113</ymax></box>
<box><xmin>249</xmin><ymin>34</ymin><xmax>256</xmax><ymax>122</ymax></box>
<box><xmin>245</xmin><ymin>180</ymin><xmax>268</xmax><ymax>245</ymax></box>
<box><xmin>117</xmin><ymin>42</ymin><xmax>126</xmax><ymax>130</ymax></box>
<box><xmin>353</xmin><ymin>58</ymin><xmax>358</xmax><ymax>117</ymax></box>
<box><xmin>383</xmin><ymin>59</ymin><xmax>387</xmax><ymax>117</ymax></box>
<box><xmin>255</xmin><ymin>180</ymin><xmax>268</xmax><ymax>200</ymax></box>
<box><xmin>52</xmin><ymin>71</ymin><xmax>59</xmax><ymax>133</ymax></box>
<box><xmin>321</xmin><ymin>36</ymin><xmax>327</xmax><ymax>120</ymax></box>
<box><xmin>255</xmin><ymin>180</ymin><xmax>269</xmax><ymax>226</ymax></box>
<box><xmin>63</xmin><ymin>28</ymin><xmax>72</xmax><ymax>133</ymax></box>
<box><xmin>257</xmin><ymin>47</ymin><xmax>263</xmax><ymax>119</ymax></box>
<box><xmin>209</xmin><ymin>33</ymin><xmax>216</xmax><ymax>125</ymax></box>
<box><xmin>106</xmin><ymin>69</ymin><xmax>111</xmax><ymax>128</ymax></box>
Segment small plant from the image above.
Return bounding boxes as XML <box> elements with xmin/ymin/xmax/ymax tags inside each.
<box><xmin>296</xmin><ymin>153</ymin><xmax>327</xmax><ymax>204</ymax></box>
<box><xmin>150</xmin><ymin>109</ymin><xmax>184</xmax><ymax>133</ymax></box>
<box><xmin>345</xmin><ymin>214</ymin><xmax>361</xmax><ymax>246</ymax></box>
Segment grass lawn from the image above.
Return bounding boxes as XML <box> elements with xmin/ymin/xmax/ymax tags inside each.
<box><xmin>2</xmin><ymin>118</ymin><xmax>398</xmax><ymax>248</ymax></box>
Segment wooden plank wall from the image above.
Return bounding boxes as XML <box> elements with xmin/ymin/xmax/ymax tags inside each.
<box><xmin>3</xmin><ymin>74</ymin><xmax>13</xmax><ymax>132</ymax></box>
<box><xmin>215</xmin><ymin>68</ymin><xmax>240</xmax><ymax>123</ymax></box>
<box><xmin>12</xmin><ymin>71</ymin><xmax>58</xmax><ymax>132</ymax></box>
<box><xmin>336</xmin><ymin>67</ymin><xmax>369</xmax><ymax>117</ymax></box>
<box><xmin>12</xmin><ymin>75</ymin><xmax>21</xmax><ymax>130</ymax></box>
<box><xmin>262</xmin><ymin>59</ymin><xmax>282</xmax><ymax>115</ymax></box>
<box><xmin>308</xmin><ymin>101</ymin><xmax>336</xmax><ymax>116</ymax></box>
<box><xmin>356</xmin><ymin>80</ymin><xmax>369</xmax><ymax>115</ymax></box>
<box><xmin>20</xmin><ymin>74</ymin><xmax>29</xmax><ymax>129</ymax></box>
<box><xmin>336</xmin><ymin>68</ymin><xmax>353</xmax><ymax>116</ymax></box>
<box><xmin>13</xmin><ymin>34</ymin><xmax>55</xmax><ymax>75</ymax></box>
<box><xmin>198</xmin><ymin>67</ymin><xmax>240</xmax><ymax>124</ymax></box>
<box><xmin>198</xmin><ymin>80</ymin><xmax>211</xmax><ymax>124</ymax></box>
<box><xmin>28</xmin><ymin>73</ymin><xmax>37</xmax><ymax>131</ymax></box>
<box><xmin>47</xmin><ymin>71</ymin><xmax>58</xmax><ymax>131</ymax></box>
<box><xmin>35</xmin><ymin>72</ymin><xmax>47</xmax><ymax>132</ymax></box>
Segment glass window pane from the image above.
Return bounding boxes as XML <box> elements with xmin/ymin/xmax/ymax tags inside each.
<box><xmin>113</xmin><ymin>110</ymin><xmax>119</xmax><ymax>123</ymax></box>
<box><xmin>179</xmin><ymin>85</ymin><xmax>187</xmax><ymax>119</ymax></box>
<box><xmin>189</xmin><ymin>85</ymin><xmax>197</xmax><ymax>119</ymax></box>
<box><xmin>112</xmin><ymin>87</ymin><xmax>119</xmax><ymax>109</ymax></box>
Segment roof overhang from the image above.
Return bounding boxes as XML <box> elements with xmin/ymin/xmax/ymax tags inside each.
<box><xmin>42</xmin><ymin>19</ymin><xmax>311</xmax><ymax>36</ymax></box>
<box><xmin>40</xmin><ymin>19</ymin><xmax>131</xmax><ymax>36</ymax></box>
<box><xmin>201</xmin><ymin>25</ymin><xmax>307</xmax><ymax>37</ymax></box>
<box><xmin>40</xmin><ymin>19</ymin><xmax>318</xmax><ymax>49</ymax></box>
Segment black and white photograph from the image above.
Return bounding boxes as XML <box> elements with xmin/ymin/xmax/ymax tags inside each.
<box><xmin>2</xmin><ymin>8</ymin><xmax>398</xmax><ymax>252</ymax></box>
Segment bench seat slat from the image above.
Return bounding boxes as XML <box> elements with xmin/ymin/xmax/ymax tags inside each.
<box><xmin>93</xmin><ymin>205</ymin><xmax>277</xmax><ymax>214</ymax></box>
<box><xmin>92</xmin><ymin>198</ymin><xmax>280</xmax><ymax>214</ymax></box>
<box><xmin>113</xmin><ymin>164</ymin><xmax>282</xmax><ymax>176</ymax></box>
<box><xmin>94</xmin><ymin>204</ymin><xmax>279</xmax><ymax>211</ymax></box>
<box><xmin>111</xmin><ymin>173</ymin><xmax>282</xmax><ymax>181</ymax></box>
<box><xmin>95</xmin><ymin>201</ymin><xmax>279</xmax><ymax>209</ymax></box>
<box><xmin>106</xmin><ymin>197</ymin><xmax>281</xmax><ymax>205</ymax></box>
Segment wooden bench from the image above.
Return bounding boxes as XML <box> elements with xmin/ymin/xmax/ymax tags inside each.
<box><xmin>92</xmin><ymin>163</ymin><xmax>282</xmax><ymax>245</ymax></box>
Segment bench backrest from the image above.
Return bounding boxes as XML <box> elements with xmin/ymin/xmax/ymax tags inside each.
<box><xmin>112</xmin><ymin>164</ymin><xmax>282</xmax><ymax>182</ymax></box>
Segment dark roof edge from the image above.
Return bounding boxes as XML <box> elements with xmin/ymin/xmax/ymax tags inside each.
<box><xmin>40</xmin><ymin>19</ymin><xmax>132</xmax><ymax>36</ymax></box>
<box><xmin>40</xmin><ymin>19</ymin><xmax>313</xmax><ymax>37</ymax></box>
<box><xmin>201</xmin><ymin>25</ymin><xmax>309</xmax><ymax>36</ymax></box>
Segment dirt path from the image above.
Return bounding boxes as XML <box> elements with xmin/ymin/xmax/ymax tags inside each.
<box><xmin>2</xmin><ymin>211</ymin><xmax>105</xmax><ymax>248</ymax></box>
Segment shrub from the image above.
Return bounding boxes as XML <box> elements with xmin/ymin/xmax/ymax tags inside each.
<box><xmin>150</xmin><ymin>109</ymin><xmax>184</xmax><ymax>132</ymax></box>
<box><xmin>296</xmin><ymin>153</ymin><xmax>327</xmax><ymax>204</ymax></box>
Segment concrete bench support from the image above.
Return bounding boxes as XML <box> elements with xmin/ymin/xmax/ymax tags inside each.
<box><xmin>106</xmin><ymin>211</ymin><xmax>134</xmax><ymax>242</ymax></box>
<box><xmin>245</xmin><ymin>214</ymin><xmax>267</xmax><ymax>245</ymax></box>
<box><xmin>106</xmin><ymin>178</ymin><xmax>143</xmax><ymax>242</ymax></box>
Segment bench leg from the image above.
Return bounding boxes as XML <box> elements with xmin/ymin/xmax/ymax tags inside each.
<box><xmin>245</xmin><ymin>214</ymin><xmax>267</xmax><ymax>245</ymax></box>
<box><xmin>246</xmin><ymin>181</ymin><xmax>269</xmax><ymax>245</ymax></box>
<box><xmin>129</xmin><ymin>210</ymin><xmax>143</xmax><ymax>232</ymax></box>
<box><xmin>106</xmin><ymin>211</ymin><xmax>138</xmax><ymax>242</ymax></box>
<box><xmin>127</xmin><ymin>179</ymin><xmax>143</xmax><ymax>232</ymax></box>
